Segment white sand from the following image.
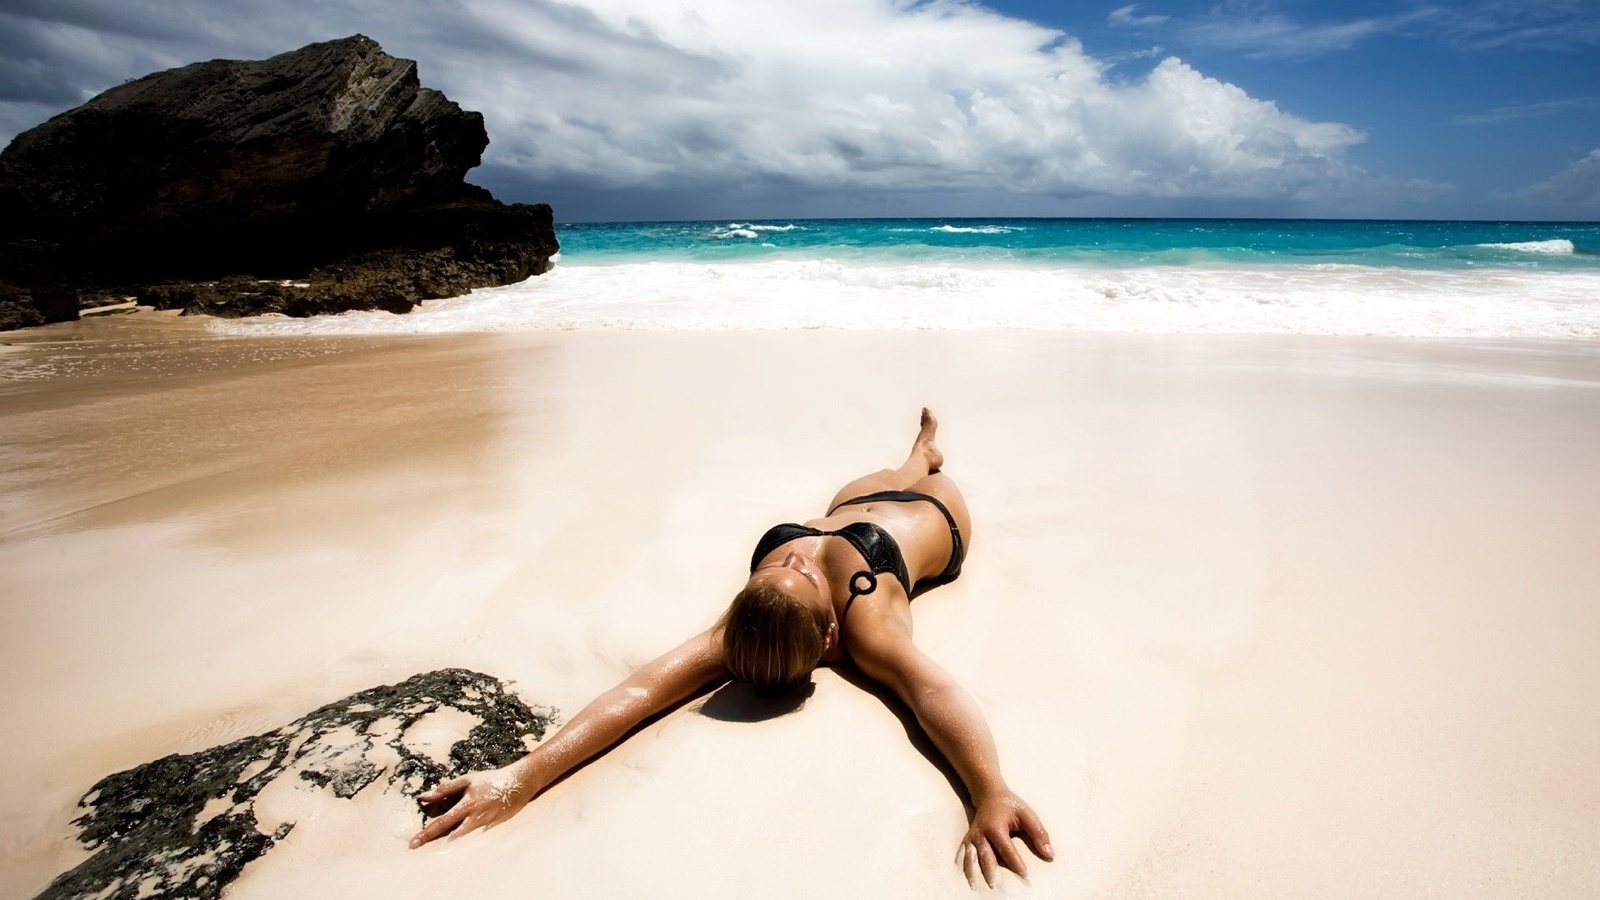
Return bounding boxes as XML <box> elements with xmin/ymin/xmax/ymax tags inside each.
<box><xmin>2</xmin><ymin>316</ymin><xmax>1598</xmax><ymax>898</ymax></box>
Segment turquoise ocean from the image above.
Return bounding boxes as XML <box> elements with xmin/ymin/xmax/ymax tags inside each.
<box><xmin>561</xmin><ymin>218</ymin><xmax>1600</xmax><ymax>269</ymax></box>
<box><xmin>228</xmin><ymin>219</ymin><xmax>1600</xmax><ymax>337</ymax></box>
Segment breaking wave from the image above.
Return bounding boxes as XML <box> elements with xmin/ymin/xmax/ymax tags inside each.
<box><xmin>1474</xmin><ymin>239</ymin><xmax>1575</xmax><ymax>254</ymax></box>
<box><xmin>214</xmin><ymin>259</ymin><xmax>1600</xmax><ymax>339</ymax></box>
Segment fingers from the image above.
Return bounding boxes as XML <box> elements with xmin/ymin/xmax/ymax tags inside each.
<box><xmin>1017</xmin><ymin>805</ymin><xmax>1054</xmax><ymax>862</ymax></box>
<box><xmin>410</xmin><ymin>804</ymin><xmax>468</xmax><ymax>849</ymax></box>
<box><xmin>975</xmin><ymin>837</ymin><xmax>999</xmax><ymax>888</ymax></box>
<box><xmin>989</xmin><ymin>828</ymin><xmax>1027</xmax><ymax>879</ymax></box>
<box><xmin>419</xmin><ymin>776</ymin><xmax>468</xmax><ymax>803</ymax></box>
<box><xmin>960</xmin><ymin>842</ymin><xmax>980</xmax><ymax>889</ymax></box>
<box><xmin>452</xmin><ymin>805</ymin><xmax>504</xmax><ymax>840</ymax></box>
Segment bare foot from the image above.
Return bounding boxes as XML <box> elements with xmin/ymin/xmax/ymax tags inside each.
<box><xmin>916</xmin><ymin>407</ymin><xmax>944</xmax><ymax>473</ymax></box>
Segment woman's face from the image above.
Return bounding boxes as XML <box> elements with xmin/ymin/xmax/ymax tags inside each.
<box><xmin>752</xmin><ymin>550</ymin><xmax>833</xmax><ymax>619</ymax></box>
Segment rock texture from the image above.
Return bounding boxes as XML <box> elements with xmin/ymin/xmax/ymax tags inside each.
<box><xmin>34</xmin><ymin>669</ymin><xmax>553</xmax><ymax>900</ymax></box>
<box><xmin>0</xmin><ymin>35</ymin><xmax>557</xmax><ymax>328</ymax></box>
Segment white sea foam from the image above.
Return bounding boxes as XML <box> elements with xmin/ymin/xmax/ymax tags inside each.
<box><xmin>708</xmin><ymin>222</ymin><xmax>801</xmax><ymax>239</ymax></box>
<box><xmin>929</xmin><ymin>224</ymin><xmax>1022</xmax><ymax>234</ymax></box>
<box><xmin>212</xmin><ymin>259</ymin><xmax>1600</xmax><ymax>338</ymax></box>
<box><xmin>1475</xmin><ymin>239</ymin><xmax>1576</xmax><ymax>254</ymax></box>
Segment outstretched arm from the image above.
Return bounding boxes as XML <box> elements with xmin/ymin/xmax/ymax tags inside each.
<box><xmin>848</xmin><ymin>611</ymin><xmax>1054</xmax><ymax>887</ymax></box>
<box><xmin>410</xmin><ymin>627</ymin><xmax>726</xmax><ymax>847</ymax></box>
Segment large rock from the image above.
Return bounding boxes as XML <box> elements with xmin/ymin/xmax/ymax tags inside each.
<box><xmin>0</xmin><ymin>35</ymin><xmax>558</xmax><ymax>327</ymax></box>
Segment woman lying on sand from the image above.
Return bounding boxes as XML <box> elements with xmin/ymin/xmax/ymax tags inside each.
<box><xmin>411</xmin><ymin>409</ymin><xmax>1052</xmax><ymax>886</ymax></box>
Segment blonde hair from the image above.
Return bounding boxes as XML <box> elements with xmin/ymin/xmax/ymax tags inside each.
<box><xmin>718</xmin><ymin>579</ymin><xmax>829</xmax><ymax>693</ymax></box>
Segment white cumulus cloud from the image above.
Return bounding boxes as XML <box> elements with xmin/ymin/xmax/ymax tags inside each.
<box><xmin>434</xmin><ymin>0</ymin><xmax>1369</xmax><ymax>200</ymax></box>
<box><xmin>0</xmin><ymin>0</ymin><xmax>1393</xmax><ymax>211</ymax></box>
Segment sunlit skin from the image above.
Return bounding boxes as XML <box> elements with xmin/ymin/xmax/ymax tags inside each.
<box><xmin>410</xmin><ymin>409</ymin><xmax>1053</xmax><ymax>888</ymax></box>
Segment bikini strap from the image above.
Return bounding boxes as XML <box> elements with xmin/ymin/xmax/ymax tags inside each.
<box><xmin>840</xmin><ymin>570</ymin><xmax>878</xmax><ymax>622</ymax></box>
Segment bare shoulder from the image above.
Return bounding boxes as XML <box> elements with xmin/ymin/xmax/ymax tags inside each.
<box><xmin>841</xmin><ymin>589</ymin><xmax>918</xmax><ymax>689</ymax></box>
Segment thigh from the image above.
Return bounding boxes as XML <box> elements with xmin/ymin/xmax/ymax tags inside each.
<box><xmin>826</xmin><ymin>468</ymin><xmax>904</xmax><ymax>514</ymax></box>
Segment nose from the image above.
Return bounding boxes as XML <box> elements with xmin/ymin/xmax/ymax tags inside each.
<box><xmin>783</xmin><ymin>551</ymin><xmax>804</xmax><ymax>569</ymax></box>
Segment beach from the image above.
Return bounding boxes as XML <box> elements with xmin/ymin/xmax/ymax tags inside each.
<box><xmin>3</xmin><ymin>311</ymin><xmax>1597</xmax><ymax>898</ymax></box>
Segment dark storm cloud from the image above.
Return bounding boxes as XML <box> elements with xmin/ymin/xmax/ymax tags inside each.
<box><xmin>0</xmin><ymin>23</ymin><xmax>86</xmax><ymax>103</ymax></box>
<box><xmin>0</xmin><ymin>0</ymin><xmax>298</xmax><ymax>117</ymax></box>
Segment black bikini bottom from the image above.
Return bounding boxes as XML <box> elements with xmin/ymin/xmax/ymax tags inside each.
<box><xmin>828</xmin><ymin>489</ymin><xmax>965</xmax><ymax>588</ymax></box>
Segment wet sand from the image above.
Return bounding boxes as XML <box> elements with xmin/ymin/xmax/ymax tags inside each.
<box><xmin>2</xmin><ymin>313</ymin><xmax>1598</xmax><ymax>898</ymax></box>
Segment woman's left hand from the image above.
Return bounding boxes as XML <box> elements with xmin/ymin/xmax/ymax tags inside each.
<box><xmin>958</xmin><ymin>791</ymin><xmax>1054</xmax><ymax>888</ymax></box>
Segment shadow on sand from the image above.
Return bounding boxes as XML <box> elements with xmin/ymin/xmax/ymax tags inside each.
<box><xmin>697</xmin><ymin>678</ymin><xmax>814</xmax><ymax>722</ymax></box>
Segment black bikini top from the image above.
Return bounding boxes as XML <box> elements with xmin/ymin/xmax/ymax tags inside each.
<box><xmin>749</xmin><ymin>521</ymin><xmax>910</xmax><ymax>619</ymax></box>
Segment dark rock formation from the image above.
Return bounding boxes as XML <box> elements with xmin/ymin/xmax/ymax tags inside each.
<box><xmin>137</xmin><ymin>239</ymin><xmax>551</xmax><ymax>318</ymax></box>
<box><xmin>34</xmin><ymin>669</ymin><xmax>553</xmax><ymax>900</ymax></box>
<box><xmin>0</xmin><ymin>282</ymin><xmax>78</xmax><ymax>331</ymax></box>
<box><xmin>0</xmin><ymin>35</ymin><xmax>557</xmax><ymax>328</ymax></box>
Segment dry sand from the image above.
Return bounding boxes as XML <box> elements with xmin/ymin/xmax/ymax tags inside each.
<box><xmin>2</xmin><ymin>312</ymin><xmax>1597</xmax><ymax>898</ymax></box>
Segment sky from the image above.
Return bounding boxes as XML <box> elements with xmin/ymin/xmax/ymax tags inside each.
<box><xmin>1</xmin><ymin>0</ymin><xmax>1596</xmax><ymax>222</ymax></box>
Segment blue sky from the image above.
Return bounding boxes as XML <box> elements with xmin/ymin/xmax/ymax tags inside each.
<box><xmin>983</xmin><ymin>0</ymin><xmax>1600</xmax><ymax>214</ymax></box>
<box><xmin>1</xmin><ymin>0</ymin><xmax>1596</xmax><ymax>221</ymax></box>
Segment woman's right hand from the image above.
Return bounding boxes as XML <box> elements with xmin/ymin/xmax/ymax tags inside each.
<box><xmin>409</xmin><ymin>759</ymin><xmax>541</xmax><ymax>848</ymax></box>
<box><xmin>958</xmin><ymin>791</ymin><xmax>1054</xmax><ymax>887</ymax></box>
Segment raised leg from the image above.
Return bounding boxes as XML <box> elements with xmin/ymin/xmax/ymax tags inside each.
<box><xmin>827</xmin><ymin>408</ymin><xmax>944</xmax><ymax>513</ymax></box>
